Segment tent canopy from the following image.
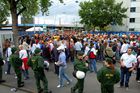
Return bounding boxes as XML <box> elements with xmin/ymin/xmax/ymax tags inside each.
<box><xmin>26</xmin><ymin>27</ymin><xmax>43</xmax><ymax>32</ymax></box>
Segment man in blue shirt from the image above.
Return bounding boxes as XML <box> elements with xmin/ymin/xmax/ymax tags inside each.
<box><xmin>55</xmin><ymin>45</ymin><xmax>72</xmax><ymax>88</ymax></box>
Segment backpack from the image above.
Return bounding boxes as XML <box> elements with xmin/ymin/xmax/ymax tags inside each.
<box><xmin>89</xmin><ymin>51</ymin><xmax>96</xmax><ymax>59</ymax></box>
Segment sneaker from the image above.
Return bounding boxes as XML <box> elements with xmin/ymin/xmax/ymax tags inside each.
<box><xmin>67</xmin><ymin>80</ymin><xmax>72</xmax><ymax>85</ymax></box>
<box><xmin>0</xmin><ymin>80</ymin><xmax>6</xmax><ymax>83</ymax></box>
<box><xmin>137</xmin><ymin>80</ymin><xmax>140</xmax><ymax>83</ymax></box>
<box><xmin>5</xmin><ymin>72</ymin><xmax>7</xmax><ymax>75</ymax></box>
<box><xmin>57</xmin><ymin>85</ymin><xmax>63</xmax><ymax>88</ymax></box>
<box><xmin>126</xmin><ymin>87</ymin><xmax>129</xmax><ymax>91</ymax></box>
<box><xmin>38</xmin><ymin>88</ymin><xmax>43</xmax><ymax>93</ymax></box>
<box><xmin>5</xmin><ymin>72</ymin><xmax>10</xmax><ymax>75</ymax></box>
<box><xmin>18</xmin><ymin>84</ymin><xmax>24</xmax><ymax>88</ymax></box>
<box><xmin>24</xmin><ymin>77</ymin><xmax>29</xmax><ymax>80</ymax></box>
<box><xmin>47</xmin><ymin>90</ymin><xmax>52</xmax><ymax>93</ymax></box>
<box><xmin>21</xmin><ymin>82</ymin><xmax>24</xmax><ymax>84</ymax></box>
<box><xmin>67</xmin><ymin>82</ymin><xmax>70</xmax><ymax>85</ymax></box>
<box><xmin>15</xmin><ymin>76</ymin><xmax>17</xmax><ymax>79</ymax></box>
<box><xmin>117</xmin><ymin>85</ymin><xmax>123</xmax><ymax>88</ymax></box>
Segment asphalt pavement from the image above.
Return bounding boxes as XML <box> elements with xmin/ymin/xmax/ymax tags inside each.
<box><xmin>0</xmin><ymin>61</ymin><xmax>140</xmax><ymax>93</ymax></box>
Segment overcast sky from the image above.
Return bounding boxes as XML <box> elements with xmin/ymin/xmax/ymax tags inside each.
<box><xmin>34</xmin><ymin>0</ymin><xmax>86</xmax><ymax>25</ymax></box>
<box><xmin>9</xmin><ymin>0</ymin><xmax>89</xmax><ymax>25</ymax></box>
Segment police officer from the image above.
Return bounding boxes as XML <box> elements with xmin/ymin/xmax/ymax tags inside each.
<box><xmin>0</xmin><ymin>51</ymin><xmax>6</xmax><ymax>83</ymax></box>
<box><xmin>9</xmin><ymin>47</ymin><xmax>24</xmax><ymax>87</ymax></box>
<box><xmin>97</xmin><ymin>58</ymin><xmax>120</xmax><ymax>93</ymax></box>
<box><xmin>71</xmin><ymin>52</ymin><xmax>89</xmax><ymax>93</ymax></box>
<box><xmin>28</xmin><ymin>48</ymin><xmax>52</xmax><ymax>93</ymax></box>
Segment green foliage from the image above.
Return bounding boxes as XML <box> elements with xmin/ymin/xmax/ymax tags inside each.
<box><xmin>0</xmin><ymin>0</ymin><xmax>9</xmax><ymax>27</ymax></box>
<box><xmin>0</xmin><ymin>0</ymin><xmax>63</xmax><ymax>46</ymax></box>
<box><xmin>79</xmin><ymin>0</ymin><xmax>128</xmax><ymax>31</ymax></box>
<box><xmin>0</xmin><ymin>0</ymin><xmax>63</xmax><ymax>23</ymax></box>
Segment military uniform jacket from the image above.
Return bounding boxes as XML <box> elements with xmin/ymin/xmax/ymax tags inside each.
<box><xmin>10</xmin><ymin>54</ymin><xmax>22</xmax><ymax>68</ymax></box>
<box><xmin>28</xmin><ymin>55</ymin><xmax>44</xmax><ymax>71</ymax></box>
<box><xmin>74</xmin><ymin>59</ymin><xmax>89</xmax><ymax>73</ymax></box>
<box><xmin>97</xmin><ymin>66</ymin><xmax>120</xmax><ymax>86</ymax></box>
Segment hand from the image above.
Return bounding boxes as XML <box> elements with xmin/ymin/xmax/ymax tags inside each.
<box><xmin>129</xmin><ymin>68</ymin><xmax>134</xmax><ymax>72</ymax></box>
<box><xmin>3</xmin><ymin>60</ymin><xmax>6</xmax><ymax>64</ymax></box>
<box><xmin>113</xmin><ymin>57</ymin><xmax>115</xmax><ymax>60</ymax></box>
<box><xmin>55</xmin><ymin>62</ymin><xmax>58</xmax><ymax>65</ymax></box>
<box><xmin>55</xmin><ymin>62</ymin><xmax>60</xmax><ymax>66</ymax></box>
<box><xmin>85</xmin><ymin>63</ymin><xmax>88</xmax><ymax>67</ymax></box>
<box><xmin>121</xmin><ymin>63</ymin><xmax>125</xmax><ymax>67</ymax></box>
<box><xmin>120</xmin><ymin>61</ymin><xmax>125</xmax><ymax>67</ymax></box>
<box><xmin>84</xmin><ymin>56</ymin><xmax>89</xmax><ymax>60</ymax></box>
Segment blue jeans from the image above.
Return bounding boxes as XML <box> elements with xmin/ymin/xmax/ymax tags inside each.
<box><xmin>89</xmin><ymin>59</ymin><xmax>97</xmax><ymax>73</ymax></box>
<box><xmin>59</xmin><ymin>66</ymin><xmax>71</xmax><ymax>86</ymax></box>
<box><xmin>22</xmin><ymin>69</ymin><xmax>29</xmax><ymax>79</ymax></box>
<box><xmin>120</xmin><ymin>67</ymin><xmax>132</xmax><ymax>87</ymax></box>
<box><xmin>6</xmin><ymin>61</ymin><xmax>11</xmax><ymax>74</ymax></box>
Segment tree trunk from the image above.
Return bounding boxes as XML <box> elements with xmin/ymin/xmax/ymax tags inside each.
<box><xmin>11</xmin><ymin>1</ymin><xmax>19</xmax><ymax>47</ymax></box>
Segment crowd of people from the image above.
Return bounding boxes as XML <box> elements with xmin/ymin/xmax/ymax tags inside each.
<box><xmin>0</xmin><ymin>31</ymin><xmax>140</xmax><ymax>93</ymax></box>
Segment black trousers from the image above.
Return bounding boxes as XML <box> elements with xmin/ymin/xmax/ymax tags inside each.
<box><xmin>136</xmin><ymin>68</ymin><xmax>140</xmax><ymax>81</ymax></box>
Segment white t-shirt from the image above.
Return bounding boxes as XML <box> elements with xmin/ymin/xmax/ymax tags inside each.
<box><xmin>90</xmin><ymin>47</ymin><xmax>97</xmax><ymax>55</ymax></box>
<box><xmin>120</xmin><ymin>53</ymin><xmax>137</xmax><ymax>68</ymax></box>
<box><xmin>6</xmin><ymin>47</ymin><xmax>12</xmax><ymax>61</ymax></box>
<box><xmin>74</xmin><ymin>41</ymin><xmax>82</xmax><ymax>51</ymax></box>
<box><xmin>120</xmin><ymin>43</ymin><xmax>129</xmax><ymax>53</ymax></box>
<box><xmin>31</xmin><ymin>44</ymin><xmax>37</xmax><ymax>53</ymax></box>
<box><xmin>84</xmin><ymin>46</ymin><xmax>90</xmax><ymax>55</ymax></box>
<box><xmin>19</xmin><ymin>49</ymin><xmax>28</xmax><ymax>59</ymax></box>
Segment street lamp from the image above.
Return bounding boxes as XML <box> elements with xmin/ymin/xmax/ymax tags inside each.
<box><xmin>75</xmin><ymin>0</ymin><xmax>79</xmax><ymax>3</ymax></box>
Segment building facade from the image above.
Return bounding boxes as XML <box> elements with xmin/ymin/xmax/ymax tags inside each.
<box><xmin>114</xmin><ymin>0</ymin><xmax>140</xmax><ymax>31</ymax></box>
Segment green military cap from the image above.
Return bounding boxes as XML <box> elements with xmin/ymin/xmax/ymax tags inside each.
<box><xmin>11</xmin><ymin>47</ymin><xmax>18</xmax><ymax>54</ymax></box>
<box><xmin>77</xmin><ymin>52</ymin><xmax>84</xmax><ymax>56</ymax></box>
<box><xmin>34</xmin><ymin>48</ymin><xmax>41</xmax><ymax>54</ymax></box>
<box><xmin>105</xmin><ymin>58</ymin><xmax>113</xmax><ymax>64</ymax></box>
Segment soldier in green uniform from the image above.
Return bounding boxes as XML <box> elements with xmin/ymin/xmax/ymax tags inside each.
<box><xmin>27</xmin><ymin>48</ymin><xmax>52</xmax><ymax>93</ymax></box>
<box><xmin>9</xmin><ymin>47</ymin><xmax>24</xmax><ymax>87</ymax></box>
<box><xmin>97</xmin><ymin>58</ymin><xmax>120</xmax><ymax>93</ymax></box>
<box><xmin>0</xmin><ymin>51</ymin><xmax>6</xmax><ymax>83</ymax></box>
<box><xmin>71</xmin><ymin>52</ymin><xmax>89</xmax><ymax>93</ymax></box>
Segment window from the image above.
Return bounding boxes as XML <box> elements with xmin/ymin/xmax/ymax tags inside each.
<box><xmin>130</xmin><ymin>7</ymin><xmax>136</xmax><ymax>12</ymax></box>
<box><xmin>129</xmin><ymin>28</ymin><xmax>135</xmax><ymax>31</ymax></box>
<box><xmin>131</xmin><ymin>0</ymin><xmax>136</xmax><ymax>1</ymax></box>
<box><xmin>129</xmin><ymin>18</ymin><xmax>135</xmax><ymax>23</ymax></box>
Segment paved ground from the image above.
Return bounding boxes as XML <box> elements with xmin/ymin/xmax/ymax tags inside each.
<box><xmin>1</xmin><ymin>61</ymin><xmax>140</xmax><ymax>93</ymax></box>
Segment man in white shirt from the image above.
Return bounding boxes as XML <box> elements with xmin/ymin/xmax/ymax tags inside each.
<box><xmin>74</xmin><ymin>39</ymin><xmax>83</xmax><ymax>56</ymax></box>
<box><xmin>120</xmin><ymin>41</ymin><xmax>129</xmax><ymax>55</ymax></box>
<box><xmin>5</xmin><ymin>45</ymin><xmax>12</xmax><ymax>74</ymax></box>
<box><xmin>119</xmin><ymin>47</ymin><xmax>137</xmax><ymax>89</ymax></box>
<box><xmin>83</xmin><ymin>43</ymin><xmax>90</xmax><ymax>57</ymax></box>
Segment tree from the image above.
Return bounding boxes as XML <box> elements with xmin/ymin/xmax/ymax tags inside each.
<box><xmin>0</xmin><ymin>0</ymin><xmax>63</xmax><ymax>46</ymax></box>
<box><xmin>0</xmin><ymin>1</ymin><xmax>9</xmax><ymax>28</ymax></box>
<box><xmin>79</xmin><ymin>0</ymin><xmax>128</xmax><ymax>31</ymax></box>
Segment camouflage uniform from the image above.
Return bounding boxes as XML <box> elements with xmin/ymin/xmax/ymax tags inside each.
<box><xmin>28</xmin><ymin>48</ymin><xmax>51</xmax><ymax>93</ymax></box>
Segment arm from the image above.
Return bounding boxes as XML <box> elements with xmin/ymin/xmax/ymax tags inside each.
<box><xmin>120</xmin><ymin>54</ymin><xmax>125</xmax><ymax>67</ymax></box>
<box><xmin>97</xmin><ymin>68</ymin><xmax>103</xmax><ymax>83</ymax></box>
<box><xmin>114</xmin><ymin>69</ymin><xmax>120</xmax><ymax>84</ymax></box>
<box><xmin>27</xmin><ymin>58</ymin><xmax>32</xmax><ymax>67</ymax></box>
<box><xmin>75</xmin><ymin>62</ymin><xmax>89</xmax><ymax>72</ymax></box>
<box><xmin>129</xmin><ymin>56</ymin><xmax>137</xmax><ymax>72</ymax></box>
